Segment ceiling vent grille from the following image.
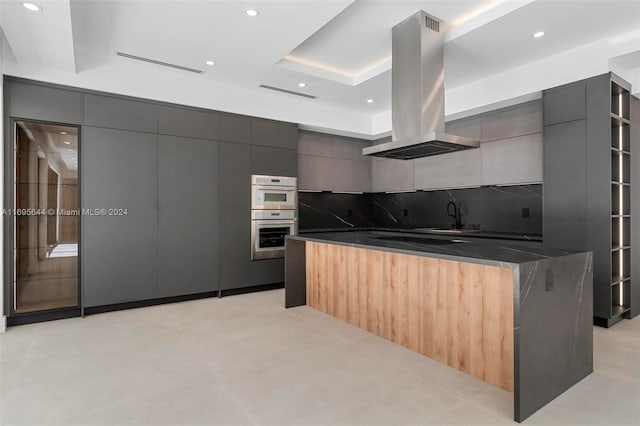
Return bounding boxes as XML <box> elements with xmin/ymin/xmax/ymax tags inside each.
<box><xmin>425</xmin><ymin>15</ymin><xmax>440</xmax><ymax>32</ymax></box>
<box><xmin>116</xmin><ymin>52</ymin><xmax>203</xmax><ymax>74</ymax></box>
<box><xmin>259</xmin><ymin>85</ymin><xmax>317</xmax><ymax>99</ymax></box>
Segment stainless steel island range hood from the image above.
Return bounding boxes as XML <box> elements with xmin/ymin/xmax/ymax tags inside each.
<box><xmin>363</xmin><ymin>11</ymin><xmax>479</xmax><ymax>160</ymax></box>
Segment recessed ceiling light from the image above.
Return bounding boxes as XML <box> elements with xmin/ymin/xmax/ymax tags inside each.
<box><xmin>63</xmin><ymin>141</ymin><xmax>70</xmax><ymax>145</ymax></box>
<box><xmin>60</xmin><ymin>131</ymin><xmax>67</xmax><ymax>135</ymax></box>
<box><xmin>22</xmin><ymin>2</ymin><xmax>42</xmax><ymax>11</ymax></box>
<box><xmin>532</xmin><ymin>31</ymin><xmax>545</xmax><ymax>38</ymax></box>
<box><xmin>205</xmin><ymin>60</ymin><xmax>215</xmax><ymax>66</ymax></box>
<box><xmin>298</xmin><ymin>83</ymin><xmax>306</xmax><ymax>88</ymax></box>
<box><xmin>67</xmin><ymin>149</ymin><xmax>73</xmax><ymax>152</ymax></box>
<box><xmin>71</xmin><ymin>157</ymin><xmax>77</xmax><ymax>160</ymax></box>
<box><xmin>367</xmin><ymin>99</ymin><xmax>374</xmax><ymax>103</ymax></box>
<box><xmin>245</xmin><ymin>9</ymin><xmax>259</xmax><ymax>17</ymax></box>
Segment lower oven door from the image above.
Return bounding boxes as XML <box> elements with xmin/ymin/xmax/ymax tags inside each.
<box><xmin>251</xmin><ymin>220</ymin><xmax>296</xmax><ymax>260</ymax></box>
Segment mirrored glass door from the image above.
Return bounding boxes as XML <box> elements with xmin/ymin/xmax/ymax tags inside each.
<box><xmin>13</xmin><ymin>120</ymin><xmax>79</xmax><ymax>314</ymax></box>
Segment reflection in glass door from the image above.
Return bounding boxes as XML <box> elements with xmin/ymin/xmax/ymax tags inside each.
<box><xmin>13</xmin><ymin>120</ymin><xmax>79</xmax><ymax>314</ymax></box>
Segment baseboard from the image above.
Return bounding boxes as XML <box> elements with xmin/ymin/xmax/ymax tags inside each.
<box><xmin>219</xmin><ymin>282</ymin><xmax>284</xmax><ymax>297</ymax></box>
<box><xmin>83</xmin><ymin>291</ymin><xmax>220</xmax><ymax>315</ymax></box>
<box><xmin>7</xmin><ymin>308</ymin><xmax>81</xmax><ymax>326</ymax></box>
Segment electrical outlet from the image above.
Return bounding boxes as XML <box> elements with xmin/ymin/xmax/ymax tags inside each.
<box><xmin>522</xmin><ymin>207</ymin><xmax>530</xmax><ymax>218</ymax></box>
<box><xmin>546</xmin><ymin>269</ymin><xmax>554</xmax><ymax>292</ymax></box>
<box><xmin>347</xmin><ymin>209</ymin><xmax>352</xmax><ymax>217</ymax></box>
<box><xmin>403</xmin><ymin>209</ymin><xmax>408</xmax><ymax>216</ymax></box>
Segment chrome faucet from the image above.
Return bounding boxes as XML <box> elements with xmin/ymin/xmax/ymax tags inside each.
<box><xmin>447</xmin><ymin>201</ymin><xmax>461</xmax><ymax>229</ymax></box>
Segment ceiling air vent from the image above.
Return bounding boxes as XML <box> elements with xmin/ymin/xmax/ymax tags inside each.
<box><xmin>116</xmin><ymin>52</ymin><xmax>202</xmax><ymax>74</ymax></box>
<box><xmin>259</xmin><ymin>85</ymin><xmax>317</xmax><ymax>99</ymax></box>
<box><xmin>425</xmin><ymin>15</ymin><xmax>440</xmax><ymax>32</ymax></box>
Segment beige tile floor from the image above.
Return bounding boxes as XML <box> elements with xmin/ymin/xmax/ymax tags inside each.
<box><xmin>0</xmin><ymin>289</ymin><xmax>638</xmax><ymax>426</ymax></box>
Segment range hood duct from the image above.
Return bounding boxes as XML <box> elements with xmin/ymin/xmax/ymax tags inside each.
<box><xmin>363</xmin><ymin>11</ymin><xmax>479</xmax><ymax>160</ymax></box>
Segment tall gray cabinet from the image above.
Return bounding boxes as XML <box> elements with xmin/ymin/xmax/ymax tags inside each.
<box><xmin>543</xmin><ymin>73</ymin><xmax>636</xmax><ymax>327</ymax></box>
<box><xmin>157</xmin><ymin>135</ymin><xmax>219</xmax><ymax>298</ymax></box>
<box><xmin>4</xmin><ymin>77</ymin><xmax>298</xmax><ymax>321</ymax></box>
<box><xmin>82</xmin><ymin>126</ymin><xmax>159</xmax><ymax>307</ymax></box>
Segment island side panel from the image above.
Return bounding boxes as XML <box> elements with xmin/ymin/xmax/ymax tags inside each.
<box><xmin>515</xmin><ymin>252</ymin><xmax>593</xmax><ymax>422</ymax></box>
<box><xmin>305</xmin><ymin>241</ymin><xmax>514</xmax><ymax>392</ymax></box>
<box><xmin>284</xmin><ymin>239</ymin><xmax>306</xmax><ymax>308</ymax></box>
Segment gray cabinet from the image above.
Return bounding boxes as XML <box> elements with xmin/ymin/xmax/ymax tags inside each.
<box><xmin>543</xmin><ymin>120</ymin><xmax>587</xmax><ymax>249</ymax></box>
<box><xmin>220</xmin><ymin>115</ymin><xmax>251</xmax><ymax>144</ymax></box>
<box><xmin>297</xmin><ymin>132</ymin><xmax>372</xmax><ymax>192</ymax></box>
<box><xmin>414</xmin><ymin>149</ymin><xmax>480</xmax><ymax>191</ymax></box>
<box><xmin>5</xmin><ymin>81</ymin><xmax>83</xmax><ymax>124</ymax></box>
<box><xmin>252</xmin><ymin>259</ymin><xmax>285</xmax><ymax>286</ymax></box>
<box><xmin>543</xmin><ymin>84</ymin><xmax>586</xmax><ymax>126</ymax></box>
<box><xmin>219</xmin><ymin>142</ymin><xmax>252</xmax><ymax>290</ymax></box>
<box><xmin>480</xmin><ymin>101</ymin><xmax>542</xmax><ymax>142</ymax></box>
<box><xmin>543</xmin><ymin>73</ymin><xmax>636</xmax><ymax>326</ymax></box>
<box><xmin>84</xmin><ymin>94</ymin><xmax>158</xmax><ymax>133</ymax></box>
<box><xmin>298</xmin><ymin>154</ymin><xmax>334</xmax><ymax>191</ymax></box>
<box><xmin>481</xmin><ymin>134</ymin><xmax>543</xmax><ymax>186</ymax></box>
<box><xmin>82</xmin><ymin>127</ymin><xmax>158</xmax><ymax>307</ymax></box>
<box><xmin>158</xmin><ymin>135</ymin><xmax>219</xmax><ymax>297</ymax></box>
<box><xmin>332</xmin><ymin>158</ymin><xmax>371</xmax><ymax>192</ymax></box>
<box><xmin>251</xmin><ymin>145</ymin><xmax>297</xmax><ymax>177</ymax></box>
<box><xmin>252</xmin><ymin>120</ymin><xmax>298</xmax><ymax>149</ymax></box>
<box><xmin>372</xmin><ymin>157</ymin><xmax>415</xmax><ymax>192</ymax></box>
<box><xmin>158</xmin><ymin>106</ymin><xmax>220</xmax><ymax>140</ymax></box>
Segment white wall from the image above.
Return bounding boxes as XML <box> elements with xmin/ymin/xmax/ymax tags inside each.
<box><xmin>1</xmin><ymin>21</ymin><xmax>6</xmax><ymax>332</ymax></box>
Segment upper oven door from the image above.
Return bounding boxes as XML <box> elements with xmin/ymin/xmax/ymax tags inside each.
<box><xmin>252</xmin><ymin>186</ymin><xmax>297</xmax><ymax>210</ymax></box>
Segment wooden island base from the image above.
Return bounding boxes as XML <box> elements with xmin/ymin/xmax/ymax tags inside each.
<box><xmin>306</xmin><ymin>241</ymin><xmax>514</xmax><ymax>392</ymax></box>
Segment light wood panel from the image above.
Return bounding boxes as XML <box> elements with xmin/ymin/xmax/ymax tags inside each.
<box><xmin>305</xmin><ymin>241</ymin><xmax>514</xmax><ymax>392</ymax></box>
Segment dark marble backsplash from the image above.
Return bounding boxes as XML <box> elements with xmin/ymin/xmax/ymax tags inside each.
<box><xmin>299</xmin><ymin>184</ymin><xmax>542</xmax><ymax>235</ymax></box>
<box><xmin>299</xmin><ymin>192</ymin><xmax>374</xmax><ymax>230</ymax></box>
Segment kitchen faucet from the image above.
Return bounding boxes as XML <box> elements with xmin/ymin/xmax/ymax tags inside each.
<box><xmin>447</xmin><ymin>201</ymin><xmax>461</xmax><ymax>229</ymax></box>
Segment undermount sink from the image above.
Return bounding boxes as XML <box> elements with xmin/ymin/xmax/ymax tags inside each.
<box><xmin>412</xmin><ymin>228</ymin><xmax>481</xmax><ymax>234</ymax></box>
<box><xmin>371</xmin><ymin>235</ymin><xmax>469</xmax><ymax>245</ymax></box>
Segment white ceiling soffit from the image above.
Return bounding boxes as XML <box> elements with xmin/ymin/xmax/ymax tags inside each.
<box><xmin>610</xmin><ymin>51</ymin><xmax>640</xmax><ymax>97</ymax></box>
<box><xmin>0</xmin><ymin>0</ymin><xmax>76</xmax><ymax>73</ymax></box>
<box><xmin>445</xmin><ymin>0</ymin><xmax>640</xmax><ymax>89</ymax></box>
<box><xmin>276</xmin><ymin>0</ymin><xmax>533</xmax><ymax>87</ymax></box>
<box><xmin>69</xmin><ymin>0</ymin><xmax>355</xmax><ymax>86</ymax></box>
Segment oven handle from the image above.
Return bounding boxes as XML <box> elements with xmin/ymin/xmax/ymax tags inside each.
<box><xmin>252</xmin><ymin>220</ymin><xmax>297</xmax><ymax>227</ymax></box>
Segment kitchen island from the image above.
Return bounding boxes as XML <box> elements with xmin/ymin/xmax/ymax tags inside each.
<box><xmin>285</xmin><ymin>231</ymin><xmax>593</xmax><ymax>422</ymax></box>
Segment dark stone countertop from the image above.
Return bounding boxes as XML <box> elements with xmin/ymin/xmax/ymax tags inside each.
<box><xmin>300</xmin><ymin>227</ymin><xmax>543</xmax><ymax>242</ymax></box>
<box><xmin>288</xmin><ymin>230</ymin><xmax>586</xmax><ymax>269</ymax></box>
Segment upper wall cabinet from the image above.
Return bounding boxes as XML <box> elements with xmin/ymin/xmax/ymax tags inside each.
<box><xmin>251</xmin><ymin>145</ymin><xmax>297</xmax><ymax>177</ymax></box>
<box><xmin>543</xmin><ymin>84</ymin><xmax>586</xmax><ymax>126</ymax></box>
<box><xmin>481</xmin><ymin>134</ymin><xmax>543</xmax><ymax>186</ymax></box>
<box><xmin>84</xmin><ymin>94</ymin><xmax>158</xmax><ymax>133</ymax></box>
<box><xmin>158</xmin><ymin>106</ymin><xmax>220</xmax><ymax>140</ymax></box>
<box><xmin>220</xmin><ymin>114</ymin><xmax>251</xmax><ymax>144</ymax></box>
<box><xmin>252</xmin><ymin>119</ymin><xmax>298</xmax><ymax>149</ymax></box>
<box><xmin>4</xmin><ymin>81</ymin><xmax>83</xmax><ymax>124</ymax></box>
<box><xmin>414</xmin><ymin>149</ymin><xmax>481</xmax><ymax>190</ymax></box>
<box><xmin>445</xmin><ymin>117</ymin><xmax>482</xmax><ymax>140</ymax></box>
<box><xmin>297</xmin><ymin>132</ymin><xmax>372</xmax><ymax>192</ymax></box>
<box><xmin>372</xmin><ymin>157</ymin><xmax>414</xmax><ymax>193</ymax></box>
<box><xmin>481</xmin><ymin>101</ymin><xmax>542</xmax><ymax>142</ymax></box>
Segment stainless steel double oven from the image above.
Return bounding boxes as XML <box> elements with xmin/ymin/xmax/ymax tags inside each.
<box><xmin>250</xmin><ymin>175</ymin><xmax>297</xmax><ymax>260</ymax></box>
